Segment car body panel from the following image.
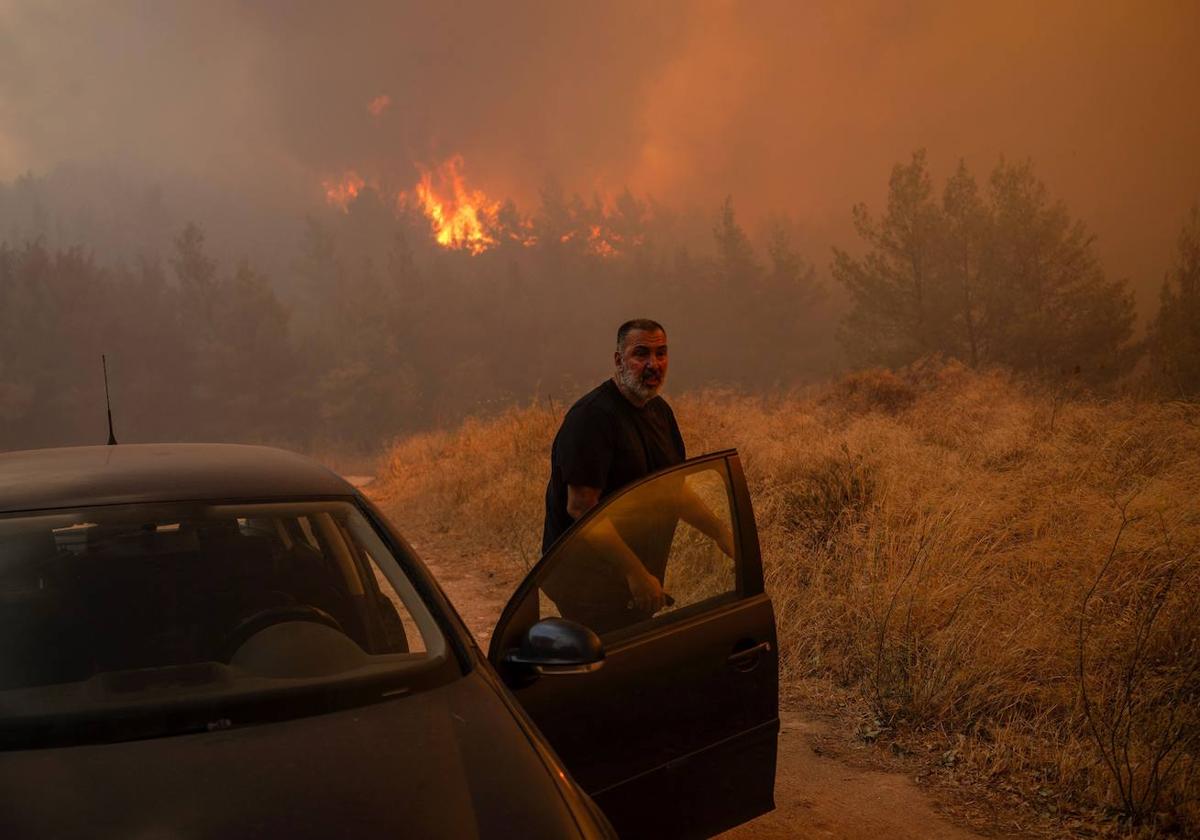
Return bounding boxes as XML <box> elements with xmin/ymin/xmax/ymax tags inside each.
<box><xmin>0</xmin><ymin>444</ymin><xmax>353</xmax><ymax>514</ymax></box>
<box><xmin>0</xmin><ymin>670</ymin><xmax>586</xmax><ymax>839</ymax></box>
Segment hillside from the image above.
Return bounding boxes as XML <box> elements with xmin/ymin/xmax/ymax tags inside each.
<box><xmin>372</xmin><ymin>360</ymin><xmax>1200</xmax><ymax>836</ymax></box>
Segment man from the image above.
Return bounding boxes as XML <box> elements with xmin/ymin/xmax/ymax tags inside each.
<box><xmin>541</xmin><ymin>319</ymin><xmax>734</xmax><ymax>634</ymax></box>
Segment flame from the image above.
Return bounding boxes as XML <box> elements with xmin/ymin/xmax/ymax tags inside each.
<box><xmin>507</xmin><ymin>218</ymin><xmax>538</xmax><ymax>248</ymax></box>
<box><xmin>320</xmin><ymin>154</ymin><xmax>634</xmax><ymax>258</ymax></box>
<box><xmin>367</xmin><ymin>94</ymin><xmax>391</xmax><ymax>118</ymax></box>
<box><xmin>586</xmin><ymin>225</ymin><xmax>619</xmax><ymax>258</ymax></box>
<box><xmin>558</xmin><ymin>225</ymin><xmax>622</xmax><ymax>256</ymax></box>
<box><xmin>407</xmin><ymin>156</ymin><xmax>500</xmax><ymax>256</ymax></box>
<box><xmin>322</xmin><ymin>170</ymin><xmax>366</xmax><ymax>212</ymax></box>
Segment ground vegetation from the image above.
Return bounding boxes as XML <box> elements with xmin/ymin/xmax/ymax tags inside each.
<box><xmin>374</xmin><ymin>362</ymin><xmax>1200</xmax><ymax>835</ymax></box>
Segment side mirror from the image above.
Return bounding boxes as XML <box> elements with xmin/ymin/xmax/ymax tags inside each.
<box><xmin>504</xmin><ymin>617</ymin><xmax>605</xmax><ymax>675</ymax></box>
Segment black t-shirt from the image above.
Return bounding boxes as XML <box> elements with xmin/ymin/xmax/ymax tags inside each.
<box><xmin>542</xmin><ymin>378</ymin><xmax>686</xmax><ymax>554</ymax></box>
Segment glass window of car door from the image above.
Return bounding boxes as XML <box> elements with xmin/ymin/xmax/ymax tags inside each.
<box><xmin>537</xmin><ymin>459</ymin><xmax>739</xmax><ymax>640</ymax></box>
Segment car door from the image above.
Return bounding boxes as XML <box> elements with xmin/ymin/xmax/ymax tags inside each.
<box><xmin>488</xmin><ymin>450</ymin><xmax>778</xmax><ymax>840</ymax></box>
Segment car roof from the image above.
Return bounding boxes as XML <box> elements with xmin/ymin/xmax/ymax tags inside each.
<box><xmin>0</xmin><ymin>443</ymin><xmax>357</xmax><ymax>514</ymax></box>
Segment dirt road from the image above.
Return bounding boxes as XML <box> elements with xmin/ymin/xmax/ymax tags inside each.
<box><xmin>718</xmin><ymin>711</ymin><xmax>983</xmax><ymax>840</ymax></box>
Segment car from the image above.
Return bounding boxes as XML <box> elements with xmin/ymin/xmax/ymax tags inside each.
<box><xmin>0</xmin><ymin>443</ymin><xmax>779</xmax><ymax>839</ymax></box>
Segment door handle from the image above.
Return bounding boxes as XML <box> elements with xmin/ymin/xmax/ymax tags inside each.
<box><xmin>727</xmin><ymin>640</ymin><xmax>771</xmax><ymax>671</ymax></box>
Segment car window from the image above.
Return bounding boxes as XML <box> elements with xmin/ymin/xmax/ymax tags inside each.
<box><xmin>0</xmin><ymin>500</ymin><xmax>446</xmax><ymax>743</ymax></box>
<box><xmin>536</xmin><ymin>459</ymin><xmax>739</xmax><ymax>639</ymax></box>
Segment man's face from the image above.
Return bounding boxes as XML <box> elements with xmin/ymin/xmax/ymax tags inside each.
<box><xmin>615</xmin><ymin>329</ymin><xmax>669</xmax><ymax>402</ymax></box>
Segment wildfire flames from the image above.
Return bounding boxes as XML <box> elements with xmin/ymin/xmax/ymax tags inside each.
<box><xmin>408</xmin><ymin>156</ymin><xmax>499</xmax><ymax>256</ymax></box>
<box><xmin>322</xmin><ymin>170</ymin><xmax>366</xmax><ymax>212</ymax></box>
<box><xmin>559</xmin><ymin>224</ymin><xmax>637</xmax><ymax>257</ymax></box>
<box><xmin>587</xmin><ymin>225</ymin><xmax>619</xmax><ymax>258</ymax></box>
<box><xmin>321</xmin><ymin>155</ymin><xmax>632</xmax><ymax>258</ymax></box>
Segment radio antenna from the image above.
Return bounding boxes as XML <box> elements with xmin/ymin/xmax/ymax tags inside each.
<box><xmin>102</xmin><ymin>354</ymin><xmax>118</xmax><ymax>445</ymax></box>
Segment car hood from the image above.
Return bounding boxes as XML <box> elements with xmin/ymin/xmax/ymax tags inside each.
<box><xmin>0</xmin><ymin>671</ymin><xmax>583</xmax><ymax>839</ymax></box>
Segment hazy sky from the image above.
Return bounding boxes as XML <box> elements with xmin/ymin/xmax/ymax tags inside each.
<box><xmin>1</xmin><ymin>0</ymin><xmax>1197</xmax><ymax>304</ymax></box>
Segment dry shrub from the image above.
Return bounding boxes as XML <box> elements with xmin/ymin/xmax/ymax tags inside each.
<box><xmin>376</xmin><ymin>364</ymin><xmax>1200</xmax><ymax>832</ymax></box>
<box><xmin>1077</xmin><ymin>506</ymin><xmax>1200</xmax><ymax>830</ymax></box>
<box><xmin>823</xmin><ymin>367</ymin><xmax>917</xmax><ymax>415</ymax></box>
<box><xmin>662</xmin><ymin>525</ymin><xmax>737</xmax><ymax>610</ymax></box>
<box><xmin>373</xmin><ymin>401</ymin><xmax>561</xmax><ymax>568</ymax></box>
<box><xmin>776</xmin><ymin>446</ymin><xmax>877</xmax><ymax>550</ymax></box>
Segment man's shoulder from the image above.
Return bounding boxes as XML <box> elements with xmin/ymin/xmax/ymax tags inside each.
<box><xmin>565</xmin><ymin>380</ymin><xmax>623</xmax><ymax>421</ymax></box>
<box><xmin>553</xmin><ymin>382</ymin><xmax>624</xmax><ymax>458</ymax></box>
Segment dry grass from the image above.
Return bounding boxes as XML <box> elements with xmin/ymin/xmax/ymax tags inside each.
<box><xmin>374</xmin><ymin>404</ymin><xmax>561</xmax><ymax>570</ymax></box>
<box><xmin>373</xmin><ymin>361</ymin><xmax>1200</xmax><ymax>835</ymax></box>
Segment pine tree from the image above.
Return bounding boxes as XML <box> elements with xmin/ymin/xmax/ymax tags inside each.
<box><xmin>941</xmin><ymin>161</ymin><xmax>988</xmax><ymax>366</ymax></box>
<box><xmin>984</xmin><ymin>160</ymin><xmax>1136</xmax><ymax>380</ymax></box>
<box><xmin>1149</xmin><ymin>205</ymin><xmax>1200</xmax><ymax>397</ymax></box>
<box><xmin>833</xmin><ymin>150</ymin><xmax>950</xmax><ymax>366</ymax></box>
<box><xmin>170</xmin><ymin>222</ymin><xmax>217</xmax><ymax>328</ymax></box>
<box><xmin>835</xmin><ymin>152</ymin><xmax>1137</xmax><ymax>380</ymax></box>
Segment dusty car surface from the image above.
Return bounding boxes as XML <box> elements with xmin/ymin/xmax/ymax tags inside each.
<box><xmin>0</xmin><ymin>443</ymin><xmax>778</xmax><ymax>839</ymax></box>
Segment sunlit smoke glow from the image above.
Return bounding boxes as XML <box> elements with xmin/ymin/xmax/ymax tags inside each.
<box><xmin>0</xmin><ymin>4</ymin><xmax>1195</xmax><ymax>288</ymax></box>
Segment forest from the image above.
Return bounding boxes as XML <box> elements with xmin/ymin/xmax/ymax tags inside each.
<box><xmin>0</xmin><ymin>151</ymin><xmax>1197</xmax><ymax>453</ymax></box>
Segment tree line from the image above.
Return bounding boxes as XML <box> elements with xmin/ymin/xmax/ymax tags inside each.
<box><xmin>835</xmin><ymin>151</ymin><xmax>1135</xmax><ymax>380</ymax></box>
<box><xmin>1</xmin><ymin>154</ymin><xmax>1196</xmax><ymax>453</ymax></box>
<box><xmin>834</xmin><ymin>151</ymin><xmax>1198</xmax><ymax>394</ymax></box>
<box><xmin>0</xmin><ymin>182</ymin><xmax>830</xmax><ymax>451</ymax></box>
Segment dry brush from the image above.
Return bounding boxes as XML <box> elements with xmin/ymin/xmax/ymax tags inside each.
<box><xmin>373</xmin><ymin>360</ymin><xmax>1200</xmax><ymax>833</ymax></box>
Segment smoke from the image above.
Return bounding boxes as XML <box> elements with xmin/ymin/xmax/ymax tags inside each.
<box><xmin>1</xmin><ymin>0</ymin><xmax>1198</xmax><ymax>297</ymax></box>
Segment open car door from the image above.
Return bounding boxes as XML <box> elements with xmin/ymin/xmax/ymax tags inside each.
<box><xmin>488</xmin><ymin>451</ymin><xmax>778</xmax><ymax>839</ymax></box>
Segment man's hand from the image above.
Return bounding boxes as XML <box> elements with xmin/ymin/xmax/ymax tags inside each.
<box><xmin>625</xmin><ymin>566</ymin><xmax>666</xmax><ymax>613</ymax></box>
<box><xmin>577</xmin><ymin>508</ymin><xmax>665</xmax><ymax>614</ymax></box>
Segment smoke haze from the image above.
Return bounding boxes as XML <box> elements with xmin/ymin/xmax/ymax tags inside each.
<box><xmin>2</xmin><ymin>1</ymin><xmax>1197</xmax><ymax>297</ymax></box>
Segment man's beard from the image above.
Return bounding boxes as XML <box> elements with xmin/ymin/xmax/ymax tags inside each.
<box><xmin>617</xmin><ymin>362</ymin><xmax>663</xmax><ymax>403</ymax></box>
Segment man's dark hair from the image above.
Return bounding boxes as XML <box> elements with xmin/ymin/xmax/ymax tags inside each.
<box><xmin>616</xmin><ymin>318</ymin><xmax>666</xmax><ymax>351</ymax></box>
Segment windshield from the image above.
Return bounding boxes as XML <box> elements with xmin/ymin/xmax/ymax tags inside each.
<box><xmin>0</xmin><ymin>500</ymin><xmax>447</xmax><ymax>747</ymax></box>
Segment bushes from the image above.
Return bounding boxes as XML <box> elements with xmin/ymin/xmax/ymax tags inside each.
<box><xmin>823</xmin><ymin>368</ymin><xmax>916</xmax><ymax>416</ymax></box>
<box><xmin>1077</xmin><ymin>504</ymin><xmax>1200</xmax><ymax>829</ymax></box>
<box><xmin>777</xmin><ymin>446</ymin><xmax>877</xmax><ymax>550</ymax></box>
<box><xmin>375</xmin><ymin>401</ymin><xmax>562</xmax><ymax>568</ymax></box>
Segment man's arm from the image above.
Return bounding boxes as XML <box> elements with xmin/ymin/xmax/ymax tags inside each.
<box><xmin>567</xmin><ymin>484</ymin><xmax>665</xmax><ymax>613</ymax></box>
<box><xmin>565</xmin><ymin>484</ymin><xmax>601</xmax><ymax>521</ymax></box>
<box><xmin>677</xmin><ymin>484</ymin><xmax>736</xmax><ymax>558</ymax></box>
